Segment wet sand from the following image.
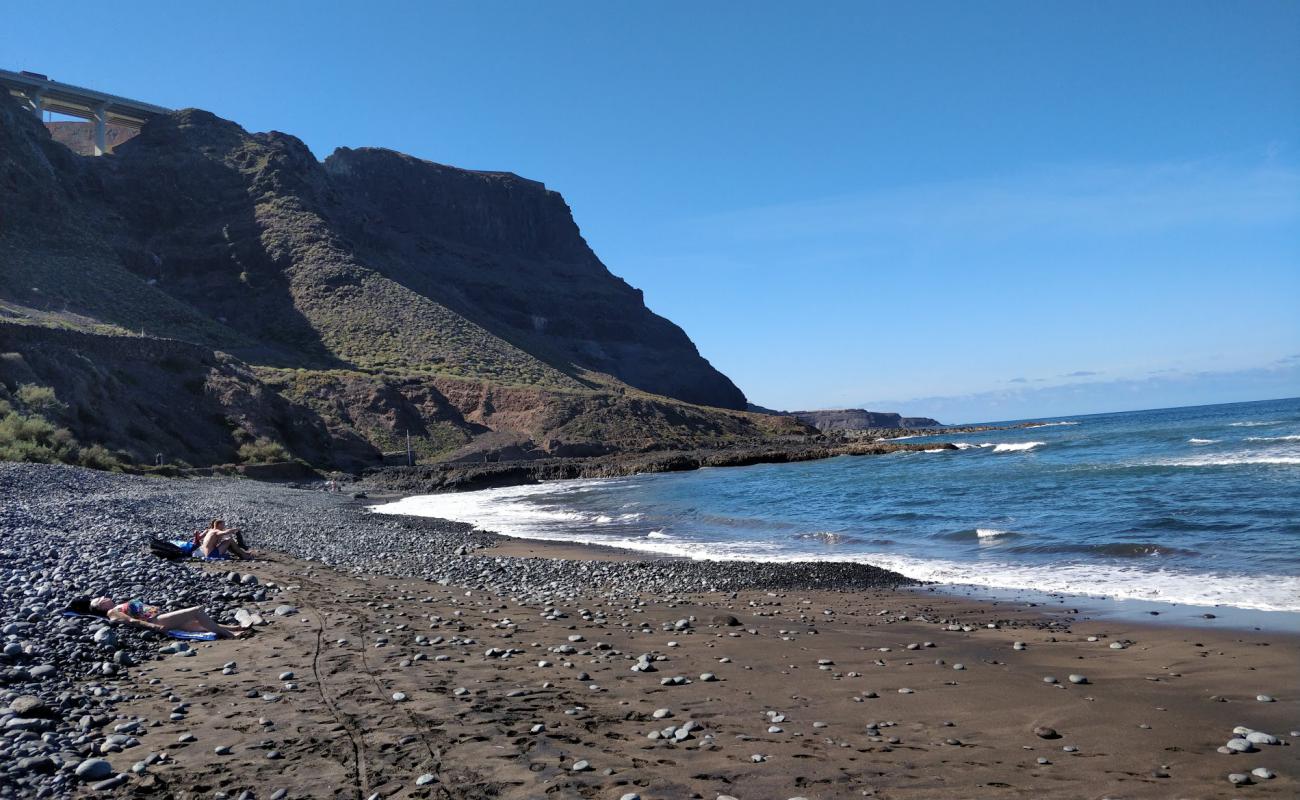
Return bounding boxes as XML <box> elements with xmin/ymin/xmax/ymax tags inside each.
<box><xmin>104</xmin><ymin>549</ymin><xmax>1298</xmax><ymax>800</ymax></box>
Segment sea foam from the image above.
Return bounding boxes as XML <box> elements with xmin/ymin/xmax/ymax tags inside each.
<box><xmin>992</xmin><ymin>441</ymin><xmax>1045</xmax><ymax>453</ymax></box>
<box><xmin>374</xmin><ymin>487</ymin><xmax>1300</xmax><ymax>612</ymax></box>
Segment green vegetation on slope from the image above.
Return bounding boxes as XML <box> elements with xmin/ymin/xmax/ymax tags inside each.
<box><xmin>0</xmin><ymin>391</ymin><xmax>124</xmax><ymax>470</ymax></box>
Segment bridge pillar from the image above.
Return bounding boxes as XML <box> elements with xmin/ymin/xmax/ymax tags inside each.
<box><xmin>27</xmin><ymin>89</ymin><xmax>45</xmax><ymax>118</ymax></box>
<box><xmin>92</xmin><ymin>103</ymin><xmax>108</xmax><ymax>156</ymax></box>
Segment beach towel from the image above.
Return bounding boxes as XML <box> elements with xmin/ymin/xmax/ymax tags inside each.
<box><xmin>163</xmin><ymin>629</ymin><xmax>220</xmax><ymax>641</ymax></box>
<box><xmin>59</xmin><ymin>611</ymin><xmax>219</xmax><ymax>641</ymax></box>
<box><xmin>168</xmin><ymin>539</ymin><xmax>226</xmax><ymax>561</ymax></box>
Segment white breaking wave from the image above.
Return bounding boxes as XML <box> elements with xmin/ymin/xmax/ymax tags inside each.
<box><xmin>845</xmin><ymin>553</ymin><xmax>1300</xmax><ymax>613</ymax></box>
<box><xmin>992</xmin><ymin>441</ymin><xmax>1045</xmax><ymax>453</ymax></box>
<box><xmin>1153</xmin><ymin>452</ymin><xmax>1300</xmax><ymax>467</ymax></box>
<box><xmin>1246</xmin><ymin>435</ymin><xmax>1300</xmax><ymax>442</ymax></box>
<box><xmin>976</xmin><ymin>528</ymin><xmax>1013</xmax><ymax>538</ymax></box>
<box><xmin>1025</xmin><ymin>421</ymin><xmax>1079</xmax><ymax>428</ymax></box>
<box><xmin>922</xmin><ymin>448</ymin><xmax>948</xmax><ymax>453</ymax></box>
<box><xmin>952</xmin><ymin>441</ymin><xmax>1044</xmax><ymax>452</ymax></box>
<box><xmin>1230</xmin><ymin>421</ymin><xmax>1282</xmax><ymax>427</ymax></box>
<box><xmin>1188</xmin><ymin>438</ymin><xmax>1218</xmax><ymax>445</ymax></box>
<box><xmin>373</xmin><ymin>486</ymin><xmax>1300</xmax><ymax>613</ymax></box>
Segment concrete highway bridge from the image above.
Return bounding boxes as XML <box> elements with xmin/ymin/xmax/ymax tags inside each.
<box><xmin>1</xmin><ymin>68</ymin><xmax>170</xmax><ymax>155</ymax></box>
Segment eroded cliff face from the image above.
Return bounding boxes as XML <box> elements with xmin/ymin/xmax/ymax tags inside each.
<box><xmin>0</xmin><ymin>90</ymin><xmax>774</xmax><ymax>469</ymax></box>
<box><xmin>2</xmin><ymin>95</ymin><xmax>744</xmax><ymax>407</ymax></box>
<box><xmin>322</xmin><ymin>146</ymin><xmax>746</xmax><ymax>409</ymax></box>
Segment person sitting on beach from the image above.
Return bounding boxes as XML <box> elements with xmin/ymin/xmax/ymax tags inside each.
<box><xmin>195</xmin><ymin>519</ymin><xmax>252</xmax><ymax>560</ymax></box>
<box><xmin>68</xmin><ymin>596</ymin><xmax>250</xmax><ymax>639</ymax></box>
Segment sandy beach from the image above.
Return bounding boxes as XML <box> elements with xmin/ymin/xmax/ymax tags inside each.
<box><xmin>2</xmin><ymin>464</ymin><xmax>1297</xmax><ymax>799</ymax></box>
<box><xmin>104</xmin><ymin>549</ymin><xmax>1298</xmax><ymax>799</ymax></box>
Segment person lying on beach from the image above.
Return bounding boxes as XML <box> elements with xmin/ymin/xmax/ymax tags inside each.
<box><xmin>195</xmin><ymin>519</ymin><xmax>252</xmax><ymax>560</ymax></box>
<box><xmin>68</xmin><ymin>596</ymin><xmax>250</xmax><ymax>639</ymax></box>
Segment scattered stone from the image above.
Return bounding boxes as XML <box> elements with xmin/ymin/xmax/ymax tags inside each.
<box><xmin>92</xmin><ymin>775</ymin><xmax>128</xmax><ymax>792</ymax></box>
<box><xmin>1225</xmin><ymin>738</ymin><xmax>1255</xmax><ymax>753</ymax></box>
<box><xmin>75</xmin><ymin>759</ymin><xmax>113</xmax><ymax>781</ymax></box>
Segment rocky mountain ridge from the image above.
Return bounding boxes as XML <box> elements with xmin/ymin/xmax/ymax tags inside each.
<box><xmin>0</xmin><ymin>89</ymin><xmax>806</xmax><ymax>471</ymax></box>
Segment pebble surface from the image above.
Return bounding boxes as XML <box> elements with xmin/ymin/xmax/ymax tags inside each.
<box><xmin>0</xmin><ymin>462</ymin><xmax>918</xmax><ymax>798</ymax></box>
<box><xmin>3</xmin><ymin>462</ymin><xmax>1295</xmax><ymax>800</ymax></box>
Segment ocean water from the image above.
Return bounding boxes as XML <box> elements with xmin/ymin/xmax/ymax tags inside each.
<box><xmin>375</xmin><ymin>398</ymin><xmax>1300</xmax><ymax>615</ymax></box>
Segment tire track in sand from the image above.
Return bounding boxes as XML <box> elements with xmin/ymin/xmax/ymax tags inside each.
<box><xmin>308</xmin><ymin>601</ymin><xmax>370</xmax><ymax>799</ymax></box>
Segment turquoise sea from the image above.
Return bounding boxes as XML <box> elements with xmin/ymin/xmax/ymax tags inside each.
<box><xmin>377</xmin><ymin>398</ymin><xmax>1300</xmax><ymax>617</ymax></box>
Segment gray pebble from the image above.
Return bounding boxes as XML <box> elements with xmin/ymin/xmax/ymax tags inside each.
<box><xmin>75</xmin><ymin>758</ymin><xmax>113</xmax><ymax>780</ymax></box>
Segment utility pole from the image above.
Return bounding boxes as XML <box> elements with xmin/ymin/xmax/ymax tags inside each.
<box><xmin>406</xmin><ymin>430</ymin><xmax>413</xmax><ymax>467</ymax></box>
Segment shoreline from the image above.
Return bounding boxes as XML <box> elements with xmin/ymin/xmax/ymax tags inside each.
<box><xmin>439</xmin><ymin>516</ymin><xmax>1300</xmax><ymax>634</ymax></box>
<box><xmin>3</xmin><ymin>462</ymin><xmax>1298</xmax><ymax>799</ymax></box>
<box><xmin>57</xmin><ymin>554</ymin><xmax>1300</xmax><ymax>799</ymax></box>
<box><xmin>366</xmin><ymin>484</ymin><xmax>1300</xmax><ymax>633</ymax></box>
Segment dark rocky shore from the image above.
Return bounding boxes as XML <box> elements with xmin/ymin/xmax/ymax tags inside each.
<box><xmin>358</xmin><ymin>423</ymin><xmax>1038</xmax><ymax>493</ymax></box>
<box><xmin>0</xmin><ymin>462</ymin><xmax>911</xmax><ymax>798</ymax></box>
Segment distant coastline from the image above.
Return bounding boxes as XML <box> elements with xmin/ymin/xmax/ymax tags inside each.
<box><xmin>359</xmin><ymin>422</ymin><xmax>1043</xmax><ymax>494</ymax></box>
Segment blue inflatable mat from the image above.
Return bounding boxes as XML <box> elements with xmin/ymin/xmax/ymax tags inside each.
<box><xmin>60</xmin><ymin>611</ymin><xmax>218</xmax><ymax>641</ymax></box>
<box><xmin>170</xmin><ymin>540</ymin><xmax>226</xmax><ymax>561</ymax></box>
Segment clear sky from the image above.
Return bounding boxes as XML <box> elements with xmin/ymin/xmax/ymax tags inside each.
<box><xmin>7</xmin><ymin>1</ymin><xmax>1298</xmax><ymax>422</ymax></box>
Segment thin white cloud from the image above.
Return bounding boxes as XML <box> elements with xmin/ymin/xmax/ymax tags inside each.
<box><xmin>869</xmin><ymin>362</ymin><xmax>1300</xmax><ymax>424</ymax></box>
<box><xmin>695</xmin><ymin>159</ymin><xmax>1300</xmax><ymax>243</ymax></box>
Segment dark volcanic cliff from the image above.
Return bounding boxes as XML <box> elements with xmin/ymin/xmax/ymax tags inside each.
<box><xmin>0</xmin><ymin>90</ymin><xmax>799</xmax><ymax>470</ymax></box>
<box><xmin>323</xmin><ymin>147</ymin><xmax>745</xmax><ymax>409</ymax></box>
<box><xmin>3</xmin><ymin>94</ymin><xmax>743</xmax><ymax>406</ymax></box>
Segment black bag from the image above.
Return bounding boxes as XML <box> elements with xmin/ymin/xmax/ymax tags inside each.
<box><xmin>148</xmin><ymin>537</ymin><xmax>187</xmax><ymax>561</ymax></box>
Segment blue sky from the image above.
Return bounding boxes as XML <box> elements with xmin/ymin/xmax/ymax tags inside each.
<box><xmin>7</xmin><ymin>2</ymin><xmax>1298</xmax><ymax>422</ymax></box>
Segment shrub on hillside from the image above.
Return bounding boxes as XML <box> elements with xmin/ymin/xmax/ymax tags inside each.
<box><xmin>77</xmin><ymin>443</ymin><xmax>125</xmax><ymax>471</ymax></box>
<box><xmin>16</xmin><ymin>383</ymin><xmax>66</xmax><ymax>417</ymax></box>
<box><xmin>0</xmin><ymin>407</ymin><xmax>73</xmax><ymax>463</ymax></box>
<box><xmin>238</xmin><ymin>437</ymin><xmax>290</xmax><ymax>464</ymax></box>
<box><xmin>0</xmin><ymin>404</ymin><xmax>124</xmax><ymax>471</ymax></box>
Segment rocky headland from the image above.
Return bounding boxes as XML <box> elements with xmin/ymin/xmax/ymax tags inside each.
<box><xmin>0</xmin><ymin>86</ymin><xmax>807</xmax><ymax>473</ymax></box>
